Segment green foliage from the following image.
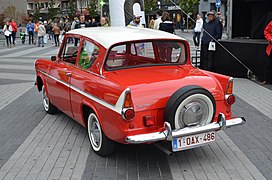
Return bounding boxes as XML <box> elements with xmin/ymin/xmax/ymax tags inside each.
<box><xmin>87</xmin><ymin>0</ymin><xmax>98</xmax><ymax>18</ymax></box>
<box><xmin>47</xmin><ymin>0</ymin><xmax>58</xmax><ymax>21</ymax></box>
<box><xmin>144</xmin><ymin>0</ymin><xmax>157</xmax><ymax>14</ymax></box>
<box><xmin>67</xmin><ymin>0</ymin><xmax>77</xmax><ymax>19</ymax></box>
<box><xmin>177</xmin><ymin>0</ymin><xmax>199</xmax><ymax>15</ymax></box>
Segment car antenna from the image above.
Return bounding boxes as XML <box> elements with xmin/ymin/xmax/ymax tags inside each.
<box><xmin>169</xmin><ymin>0</ymin><xmax>256</xmax><ymax>80</ymax></box>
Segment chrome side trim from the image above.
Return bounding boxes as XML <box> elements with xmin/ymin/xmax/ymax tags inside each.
<box><xmin>36</xmin><ymin>69</ymin><xmax>129</xmax><ymax>115</ymax></box>
<box><xmin>125</xmin><ymin>113</ymin><xmax>246</xmax><ymax>144</ymax></box>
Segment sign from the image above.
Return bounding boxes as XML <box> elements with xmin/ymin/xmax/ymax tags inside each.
<box><xmin>216</xmin><ymin>1</ymin><xmax>221</xmax><ymax>8</ymax></box>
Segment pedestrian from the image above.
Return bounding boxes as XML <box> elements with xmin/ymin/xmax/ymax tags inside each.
<box><xmin>200</xmin><ymin>11</ymin><xmax>222</xmax><ymax>71</ymax></box>
<box><xmin>181</xmin><ymin>17</ymin><xmax>185</xmax><ymax>32</ymax></box>
<box><xmin>261</xmin><ymin>21</ymin><xmax>272</xmax><ymax>85</ymax></box>
<box><xmin>154</xmin><ymin>10</ymin><xmax>163</xmax><ymax>30</ymax></box>
<box><xmin>71</xmin><ymin>16</ymin><xmax>79</xmax><ymax>30</ymax></box>
<box><xmin>159</xmin><ymin>12</ymin><xmax>175</xmax><ymax>34</ymax></box>
<box><xmin>127</xmin><ymin>15</ymin><xmax>143</xmax><ymax>27</ymax></box>
<box><xmin>10</xmin><ymin>18</ymin><xmax>17</xmax><ymax>45</ymax></box>
<box><xmin>193</xmin><ymin>14</ymin><xmax>203</xmax><ymax>49</ymax></box>
<box><xmin>52</xmin><ymin>23</ymin><xmax>60</xmax><ymax>46</ymax></box>
<box><xmin>3</xmin><ymin>21</ymin><xmax>12</xmax><ymax>48</ymax></box>
<box><xmin>149</xmin><ymin>17</ymin><xmax>155</xmax><ymax>29</ymax></box>
<box><xmin>217</xmin><ymin>12</ymin><xmax>225</xmax><ymax>39</ymax></box>
<box><xmin>74</xmin><ymin>15</ymin><xmax>90</xmax><ymax>46</ymax></box>
<box><xmin>90</xmin><ymin>18</ymin><xmax>98</xmax><ymax>27</ymax></box>
<box><xmin>158</xmin><ymin>12</ymin><xmax>175</xmax><ymax>61</ymax></box>
<box><xmin>37</xmin><ymin>21</ymin><xmax>46</xmax><ymax>47</ymax></box>
<box><xmin>26</xmin><ymin>20</ymin><xmax>34</xmax><ymax>45</ymax></box>
<box><xmin>34</xmin><ymin>21</ymin><xmax>39</xmax><ymax>45</ymax></box>
<box><xmin>20</xmin><ymin>29</ymin><xmax>26</xmax><ymax>45</ymax></box>
<box><xmin>98</xmin><ymin>17</ymin><xmax>110</xmax><ymax>27</ymax></box>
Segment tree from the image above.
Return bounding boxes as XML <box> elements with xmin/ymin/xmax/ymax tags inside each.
<box><xmin>67</xmin><ymin>0</ymin><xmax>77</xmax><ymax>19</ymax></box>
<box><xmin>144</xmin><ymin>0</ymin><xmax>157</xmax><ymax>14</ymax></box>
<box><xmin>87</xmin><ymin>0</ymin><xmax>98</xmax><ymax>18</ymax></box>
<box><xmin>47</xmin><ymin>0</ymin><xmax>58</xmax><ymax>21</ymax></box>
<box><xmin>177</xmin><ymin>0</ymin><xmax>199</xmax><ymax>16</ymax></box>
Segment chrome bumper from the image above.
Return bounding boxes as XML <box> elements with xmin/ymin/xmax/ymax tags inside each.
<box><xmin>125</xmin><ymin>113</ymin><xmax>245</xmax><ymax>144</ymax></box>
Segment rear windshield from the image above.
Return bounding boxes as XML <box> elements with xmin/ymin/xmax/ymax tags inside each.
<box><xmin>105</xmin><ymin>40</ymin><xmax>187</xmax><ymax>70</ymax></box>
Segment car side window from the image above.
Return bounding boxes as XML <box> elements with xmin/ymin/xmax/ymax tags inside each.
<box><xmin>78</xmin><ymin>40</ymin><xmax>99</xmax><ymax>69</ymax></box>
<box><xmin>59</xmin><ymin>35</ymin><xmax>79</xmax><ymax>64</ymax></box>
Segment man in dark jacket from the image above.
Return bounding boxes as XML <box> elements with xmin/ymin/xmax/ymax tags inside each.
<box><xmin>200</xmin><ymin>11</ymin><xmax>222</xmax><ymax>71</ymax></box>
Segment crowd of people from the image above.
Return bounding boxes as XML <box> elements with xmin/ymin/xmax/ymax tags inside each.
<box><xmin>2</xmin><ymin>15</ymin><xmax>110</xmax><ymax>48</ymax></box>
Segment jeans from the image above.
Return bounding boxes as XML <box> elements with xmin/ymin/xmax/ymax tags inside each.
<box><xmin>28</xmin><ymin>31</ymin><xmax>34</xmax><ymax>44</ymax></box>
<box><xmin>12</xmin><ymin>31</ymin><xmax>16</xmax><ymax>44</ymax></box>
<box><xmin>193</xmin><ymin>31</ymin><xmax>201</xmax><ymax>47</ymax></box>
<box><xmin>5</xmin><ymin>35</ymin><xmax>11</xmax><ymax>46</ymax></box>
<box><xmin>54</xmin><ymin>34</ymin><xmax>59</xmax><ymax>46</ymax></box>
<box><xmin>38</xmin><ymin>36</ymin><xmax>44</xmax><ymax>47</ymax></box>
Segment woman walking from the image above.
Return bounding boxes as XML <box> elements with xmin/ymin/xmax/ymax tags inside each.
<box><xmin>37</xmin><ymin>21</ymin><xmax>46</xmax><ymax>47</ymax></box>
<box><xmin>52</xmin><ymin>23</ymin><xmax>60</xmax><ymax>46</ymax></box>
<box><xmin>3</xmin><ymin>21</ymin><xmax>12</xmax><ymax>48</ymax></box>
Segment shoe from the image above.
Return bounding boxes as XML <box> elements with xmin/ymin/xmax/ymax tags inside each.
<box><xmin>260</xmin><ymin>81</ymin><xmax>267</xmax><ymax>85</ymax></box>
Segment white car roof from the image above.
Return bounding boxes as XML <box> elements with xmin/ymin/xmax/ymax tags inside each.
<box><xmin>67</xmin><ymin>27</ymin><xmax>185</xmax><ymax>48</ymax></box>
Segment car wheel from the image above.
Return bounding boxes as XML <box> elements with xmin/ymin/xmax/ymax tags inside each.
<box><xmin>164</xmin><ymin>85</ymin><xmax>216</xmax><ymax>129</ymax></box>
<box><xmin>87</xmin><ymin>112</ymin><xmax>116</xmax><ymax>156</ymax></box>
<box><xmin>42</xmin><ymin>85</ymin><xmax>58</xmax><ymax>114</ymax></box>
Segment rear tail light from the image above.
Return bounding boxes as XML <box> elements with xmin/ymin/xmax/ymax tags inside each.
<box><xmin>143</xmin><ymin>116</ymin><xmax>155</xmax><ymax>127</ymax></box>
<box><xmin>226</xmin><ymin>77</ymin><xmax>234</xmax><ymax>94</ymax></box>
<box><xmin>225</xmin><ymin>94</ymin><xmax>236</xmax><ymax>105</ymax></box>
<box><xmin>122</xmin><ymin>108</ymin><xmax>135</xmax><ymax>120</ymax></box>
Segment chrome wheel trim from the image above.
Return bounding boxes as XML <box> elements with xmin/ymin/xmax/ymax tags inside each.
<box><xmin>42</xmin><ymin>86</ymin><xmax>49</xmax><ymax>111</ymax></box>
<box><xmin>174</xmin><ymin>94</ymin><xmax>214</xmax><ymax>129</ymax></box>
<box><xmin>87</xmin><ymin>113</ymin><xmax>102</xmax><ymax>151</ymax></box>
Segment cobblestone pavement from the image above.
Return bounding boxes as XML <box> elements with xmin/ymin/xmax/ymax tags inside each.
<box><xmin>0</xmin><ymin>31</ymin><xmax>270</xmax><ymax>179</ymax></box>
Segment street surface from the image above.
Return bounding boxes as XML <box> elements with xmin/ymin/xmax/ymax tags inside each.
<box><xmin>0</xmin><ymin>30</ymin><xmax>271</xmax><ymax>180</ymax></box>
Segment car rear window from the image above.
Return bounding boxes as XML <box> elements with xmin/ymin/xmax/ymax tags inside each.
<box><xmin>105</xmin><ymin>40</ymin><xmax>187</xmax><ymax>70</ymax></box>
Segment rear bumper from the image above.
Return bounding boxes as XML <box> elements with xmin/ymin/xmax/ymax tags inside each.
<box><xmin>125</xmin><ymin>113</ymin><xmax>245</xmax><ymax>144</ymax></box>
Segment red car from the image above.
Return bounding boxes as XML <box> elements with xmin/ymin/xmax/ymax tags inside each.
<box><xmin>35</xmin><ymin>27</ymin><xmax>245</xmax><ymax>156</ymax></box>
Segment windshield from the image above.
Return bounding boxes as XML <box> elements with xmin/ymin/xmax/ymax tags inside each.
<box><xmin>105</xmin><ymin>40</ymin><xmax>187</xmax><ymax>70</ymax></box>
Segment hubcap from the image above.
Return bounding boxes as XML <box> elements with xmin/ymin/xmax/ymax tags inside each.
<box><xmin>42</xmin><ymin>86</ymin><xmax>49</xmax><ymax>111</ymax></box>
<box><xmin>175</xmin><ymin>94</ymin><xmax>213</xmax><ymax>129</ymax></box>
<box><xmin>88</xmin><ymin>113</ymin><xmax>102</xmax><ymax>151</ymax></box>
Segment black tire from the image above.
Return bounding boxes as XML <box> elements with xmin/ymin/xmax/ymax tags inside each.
<box><xmin>164</xmin><ymin>85</ymin><xmax>216</xmax><ymax>129</ymax></box>
<box><xmin>87</xmin><ymin>112</ymin><xmax>116</xmax><ymax>156</ymax></box>
<box><xmin>42</xmin><ymin>85</ymin><xmax>58</xmax><ymax>114</ymax></box>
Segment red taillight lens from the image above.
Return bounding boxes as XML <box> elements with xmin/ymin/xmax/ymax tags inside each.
<box><xmin>123</xmin><ymin>109</ymin><xmax>135</xmax><ymax>120</ymax></box>
<box><xmin>143</xmin><ymin>116</ymin><xmax>155</xmax><ymax>127</ymax></box>
<box><xmin>226</xmin><ymin>95</ymin><xmax>236</xmax><ymax>105</ymax></box>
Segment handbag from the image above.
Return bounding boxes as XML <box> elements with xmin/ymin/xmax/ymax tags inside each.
<box><xmin>208</xmin><ymin>41</ymin><xmax>216</xmax><ymax>51</ymax></box>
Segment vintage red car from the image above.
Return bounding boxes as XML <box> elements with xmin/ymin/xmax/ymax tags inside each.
<box><xmin>35</xmin><ymin>27</ymin><xmax>245</xmax><ymax>156</ymax></box>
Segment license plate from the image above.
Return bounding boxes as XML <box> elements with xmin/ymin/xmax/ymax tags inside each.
<box><xmin>172</xmin><ymin>131</ymin><xmax>216</xmax><ymax>152</ymax></box>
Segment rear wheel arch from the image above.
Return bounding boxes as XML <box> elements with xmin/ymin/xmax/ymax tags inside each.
<box><xmin>36</xmin><ymin>76</ymin><xmax>44</xmax><ymax>92</ymax></box>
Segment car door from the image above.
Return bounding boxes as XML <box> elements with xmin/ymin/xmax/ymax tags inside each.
<box><xmin>69</xmin><ymin>38</ymin><xmax>102</xmax><ymax>125</ymax></box>
<box><xmin>46</xmin><ymin>34</ymin><xmax>82</xmax><ymax>118</ymax></box>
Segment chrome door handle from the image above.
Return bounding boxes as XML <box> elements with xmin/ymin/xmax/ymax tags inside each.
<box><xmin>66</xmin><ymin>72</ymin><xmax>72</xmax><ymax>77</ymax></box>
